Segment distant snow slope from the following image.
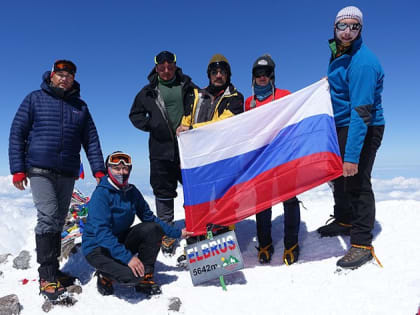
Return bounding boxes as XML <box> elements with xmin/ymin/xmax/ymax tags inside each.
<box><xmin>0</xmin><ymin>175</ymin><xmax>419</xmax><ymax>314</ymax></box>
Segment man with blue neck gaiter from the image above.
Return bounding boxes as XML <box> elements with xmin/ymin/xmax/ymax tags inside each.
<box><xmin>245</xmin><ymin>54</ymin><xmax>301</xmax><ymax>266</ymax></box>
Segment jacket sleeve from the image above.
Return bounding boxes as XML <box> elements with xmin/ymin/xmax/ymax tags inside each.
<box><xmin>81</xmin><ymin>108</ymin><xmax>105</xmax><ymax>176</ymax></box>
<box><xmin>345</xmin><ymin>64</ymin><xmax>377</xmax><ymax>163</ymax></box>
<box><xmin>129</xmin><ymin>91</ymin><xmax>151</xmax><ymax>132</ymax></box>
<box><xmin>8</xmin><ymin>93</ymin><xmax>33</xmax><ymax>174</ymax></box>
<box><xmin>180</xmin><ymin>88</ymin><xmax>199</xmax><ymax>127</ymax></box>
<box><xmin>87</xmin><ymin>187</ymin><xmax>134</xmax><ymax>264</ymax></box>
<box><xmin>244</xmin><ymin>96</ymin><xmax>252</xmax><ymax>112</ymax></box>
<box><xmin>134</xmin><ymin>188</ymin><xmax>182</xmax><ymax>239</ymax></box>
<box><xmin>181</xmin><ymin>114</ymin><xmax>192</xmax><ymax>127</ymax></box>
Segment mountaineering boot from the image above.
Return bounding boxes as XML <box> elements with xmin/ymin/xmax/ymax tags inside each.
<box><xmin>177</xmin><ymin>253</ymin><xmax>188</xmax><ymax>268</ymax></box>
<box><xmin>283</xmin><ymin>197</ymin><xmax>300</xmax><ymax>265</ymax></box>
<box><xmin>56</xmin><ymin>270</ymin><xmax>77</xmax><ymax>287</ymax></box>
<box><xmin>161</xmin><ymin>235</ymin><xmax>177</xmax><ymax>256</ymax></box>
<box><xmin>96</xmin><ymin>272</ymin><xmax>114</xmax><ymax>296</ymax></box>
<box><xmin>156</xmin><ymin>198</ymin><xmax>177</xmax><ymax>255</ymax></box>
<box><xmin>317</xmin><ymin>216</ymin><xmax>351</xmax><ymax>237</ymax></box>
<box><xmin>336</xmin><ymin>245</ymin><xmax>382</xmax><ymax>270</ymax></box>
<box><xmin>283</xmin><ymin>243</ymin><xmax>299</xmax><ymax>265</ymax></box>
<box><xmin>51</xmin><ymin>232</ymin><xmax>79</xmax><ymax>287</ymax></box>
<box><xmin>257</xmin><ymin>243</ymin><xmax>274</xmax><ymax>264</ymax></box>
<box><xmin>135</xmin><ymin>273</ymin><xmax>162</xmax><ymax>295</ymax></box>
<box><xmin>39</xmin><ymin>279</ymin><xmax>68</xmax><ymax>301</ymax></box>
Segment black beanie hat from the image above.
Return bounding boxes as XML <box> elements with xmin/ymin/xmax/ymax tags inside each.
<box><xmin>154</xmin><ymin>51</ymin><xmax>176</xmax><ymax>64</ymax></box>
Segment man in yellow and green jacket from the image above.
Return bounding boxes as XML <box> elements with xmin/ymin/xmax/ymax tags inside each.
<box><xmin>177</xmin><ymin>54</ymin><xmax>244</xmax><ymax>132</ymax></box>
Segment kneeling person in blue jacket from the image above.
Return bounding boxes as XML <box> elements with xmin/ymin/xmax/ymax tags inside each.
<box><xmin>82</xmin><ymin>151</ymin><xmax>192</xmax><ymax>295</ymax></box>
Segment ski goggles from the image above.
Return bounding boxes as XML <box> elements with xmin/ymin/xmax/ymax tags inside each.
<box><xmin>107</xmin><ymin>152</ymin><xmax>132</xmax><ymax>166</ymax></box>
<box><xmin>154</xmin><ymin>51</ymin><xmax>176</xmax><ymax>64</ymax></box>
<box><xmin>335</xmin><ymin>22</ymin><xmax>361</xmax><ymax>31</ymax></box>
<box><xmin>52</xmin><ymin>60</ymin><xmax>77</xmax><ymax>75</ymax></box>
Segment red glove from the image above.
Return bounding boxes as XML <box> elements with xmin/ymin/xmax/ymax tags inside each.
<box><xmin>13</xmin><ymin>172</ymin><xmax>26</xmax><ymax>183</ymax></box>
<box><xmin>94</xmin><ymin>171</ymin><xmax>105</xmax><ymax>179</ymax></box>
<box><xmin>94</xmin><ymin>171</ymin><xmax>105</xmax><ymax>185</ymax></box>
<box><xmin>13</xmin><ymin>172</ymin><xmax>27</xmax><ymax>190</ymax></box>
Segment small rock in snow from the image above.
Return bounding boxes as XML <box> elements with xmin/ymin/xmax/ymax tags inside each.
<box><xmin>0</xmin><ymin>294</ymin><xmax>21</xmax><ymax>315</ymax></box>
<box><xmin>168</xmin><ymin>297</ymin><xmax>182</xmax><ymax>312</ymax></box>
<box><xmin>12</xmin><ymin>251</ymin><xmax>31</xmax><ymax>270</ymax></box>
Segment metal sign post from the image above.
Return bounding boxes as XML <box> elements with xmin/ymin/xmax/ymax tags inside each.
<box><xmin>206</xmin><ymin>227</ymin><xmax>227</xmax><ymax>291</ymax></box>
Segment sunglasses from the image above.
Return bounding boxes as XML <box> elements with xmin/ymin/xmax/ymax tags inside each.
<box><xmin>210</xmin><ymin>69</ymin><xmax>227</xmax><ymax>76</ymax></box>
<box><xmin>108</xmin><ymin>152</ymin><xmax>132</xmax><ymax>166</ymax></box>
<box><xmin>154</xmin><ymin>51</ymin><xmax>177</xmax><ymax>64</ymax></box>
<box><xmin>335</xmin><ymin>22</ymin><xmax>361</xmax><ymax>31</ymax></box>
<box><xmin>253</xmin><ymin>68</ymin><xmax>271</xmax><ymax>78</ymax></box>
<box><xmin>156</xmin><ymin>63</ymin><xmax>176</xmax><ymax>72</ymax></box>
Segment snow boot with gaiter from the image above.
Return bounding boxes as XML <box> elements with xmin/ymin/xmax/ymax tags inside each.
<box><xmin>36</xmin><ymin>233</ymin><xmax>68</xmax><ymax>301</ymax></box>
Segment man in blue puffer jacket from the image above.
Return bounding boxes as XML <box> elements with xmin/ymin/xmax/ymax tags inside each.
<box><xmin>82</xmin><ymin>151</ymin><xmax>192</xmax><ymax>296</ymax></box>
<box><xmin>317</xmin><ymin>6</ymin><xmax>385</xmax><ymax>270</ymax></box>
<box><xmin>8</xmin><ymin>60</ymin><xmax>105</xmax><ymax>300</ymax></box>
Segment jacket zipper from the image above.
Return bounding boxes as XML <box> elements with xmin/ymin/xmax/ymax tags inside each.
<box><xmin>59</xmin><ymin>99</ymin><xmax>64</xmax><ymax>170</ymax></box>
<box><xmin>155</xmin><ymin>88</ymin><xmax>175</xmax><ymax>142</ymax></box>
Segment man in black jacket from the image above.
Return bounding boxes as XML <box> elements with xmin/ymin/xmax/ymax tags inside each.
<box><xmin>129</xmin><ymin>51</ymin><xmax>197</xmax><ymax>256</ymax></box>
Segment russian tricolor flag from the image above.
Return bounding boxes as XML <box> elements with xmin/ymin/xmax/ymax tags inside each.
<box><xmin>78</xmin><ymin>163</ymin><xmax>85</xmax><ymax>180</ymax></box>
<box><xmin>178</xmin><ymin>79</ymin><xmax>343</xmax><ymax>235</ymax></box>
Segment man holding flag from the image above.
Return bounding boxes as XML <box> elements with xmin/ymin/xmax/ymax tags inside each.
<box><xmin>317</xmin><ymin>6</ymin><xmax>385</xmax><ymax>270</ymax></box>
<box><xmin>244</xmin><ymin>54</ymin><xmax>300</xmax><ymax>265</ymax></box>
<box><xmin>176</xmin><ymin>53</ymin><xmax>244</xmax><ymax>265</ymax></box>
<box><xmin>176</xmin><ymin>53</ymin><xmax>244</xmax><ymax>131</ymax></box>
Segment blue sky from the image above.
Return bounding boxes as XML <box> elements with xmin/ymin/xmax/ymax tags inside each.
<box><xmin>1</xmin><ymin>0</ymin><xmax>419</xmax><ymax>189</ymax></box>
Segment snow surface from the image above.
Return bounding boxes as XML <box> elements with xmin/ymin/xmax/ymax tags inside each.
<box><xmin>0</xmin><ymin>174</ymin><xmax>419</xmax><ymax>314</ymax></box>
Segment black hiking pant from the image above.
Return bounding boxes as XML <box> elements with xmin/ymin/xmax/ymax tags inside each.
<box><xmin>332</xmin><ymin>125</ymin><xmax>384</xmax><ymax>246</ymax></box>
<box><xmin>85</xmin><ymin>222</ymin><xmax>164</xmax><ymax>284</ymax></box>
<box><xmin>150</xmin><ymin>159</ymin><xmax>182</xmax><ymax>224</ymax></box>
<box><xmin>256</xmin><ymin>197</ymin><xmax>301</xmax><ymax>249</ymax></box>
<box><xmin>150</xmin><ymin>159</ymin><xmax>182</xmax><ymax>200</ymax></box>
